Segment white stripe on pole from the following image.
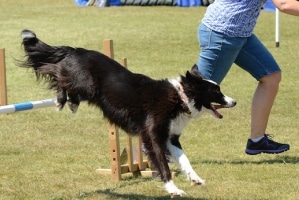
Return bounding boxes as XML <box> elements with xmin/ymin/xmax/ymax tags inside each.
<box><xmin>32</xmin><ymin>98</ymin><xmax>57</xmax><ymax>109</ymax></box>
<box><xmin>0</xmin><ymin>105</ymin><xmax>16</xmax><ymax>114</ymax></box>
<box><xmin>275</xmin><ymin>8</ymin><xmax>280</xmax><ymax>47</ymax></box>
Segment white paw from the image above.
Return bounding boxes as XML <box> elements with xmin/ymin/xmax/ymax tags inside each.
<box><xmin>165</xmin><ymin>180</ymin><xmax>187</xmax><ymax>198</ymax></box>
<box><xmin>170</xmin><ymin>189</ymin><xmax>186</xmax><ymax>198</ymax></box>
<box><xmin>55</xmin><ymin>101</ymin><xmax>64</xmax><ymax>111</ymax></box>
<box><xmin>187</xmin><ymin>171</ymin><xmax>205</xmax><ymax>186</ymax></box>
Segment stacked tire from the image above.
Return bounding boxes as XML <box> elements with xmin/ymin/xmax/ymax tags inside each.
<box><xmin>201</xmin><ymin>0</ymin><xmax>214</xmax><ymax>6</ymax></box>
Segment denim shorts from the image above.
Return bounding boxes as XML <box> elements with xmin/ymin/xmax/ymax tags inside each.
<box><xmin>196</xmin><ymin>23</ymin><xmax>281</xmax><ymax>84</ymax></box>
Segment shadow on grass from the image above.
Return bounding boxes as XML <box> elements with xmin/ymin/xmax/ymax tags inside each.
<box><xmin>74</xmin><ymin>156</ymin><xmax>298</xmax><ymax>199</ymax></box>
<box><xmin>76</xmin><ymin>177</ymin><xmax>207</xmax><ymax>200</ymax></box>
<box><xmin>200</xmin><ymin>155</ymin><xmax>299</xmax><ymax>165</ymax></box>
<box><xmin>77</xmin><ymin>189</ymin><xmax>207</xmax><ymax>200</ymax></box>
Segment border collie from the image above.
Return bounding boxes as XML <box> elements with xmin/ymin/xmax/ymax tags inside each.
<box><xmin>19</xmin><ymin>29</ymin><xmax>236</xmax><ymax>197</ymax></box>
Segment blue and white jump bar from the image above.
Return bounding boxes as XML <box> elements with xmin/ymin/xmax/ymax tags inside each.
<box><xmin>0</xmin><ymin>98</ymin><xmax>56</xmax><ymax>114</ymax></box>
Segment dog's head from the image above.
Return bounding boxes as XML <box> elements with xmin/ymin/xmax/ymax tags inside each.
<box><xmin>181</xmin><ymin>65</ymin><xmax>236</xmax><ymax>119</ymax></box>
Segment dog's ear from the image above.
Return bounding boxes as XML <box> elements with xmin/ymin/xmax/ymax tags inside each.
<box><xmin>189</xmin><ymin>64</ymin><xmax>205</xmax><ymax>78</ymax></box>
<box><xmin>185</xmin><ymin>71</ymin><xmax>201</xmax><ymax>86</ymax></box>
<box><xmin>185</xmin><ymin>65</ymin><xmax>204</xmax><ymax>83</ymax></box>
<box><xmin>190</xmin><ymin>64</ymin><xmax>198</xmax><ymax>73</ymax></box>
<box><xmin>185</xmin><ymin>71</ymin><xmax>192</xmax><ymax>79</ymax></box>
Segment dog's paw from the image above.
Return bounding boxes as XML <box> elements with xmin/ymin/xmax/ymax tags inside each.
<box><xmin>170</xmin><ymin>189</ymin><xmax>186</xmax><ymax>198</ymax></box>
<box><xmin>67</xmin><ymin>102</ymin><xmax>79</xmax><ymax>113</ymax></box>
<box><xmin>165</xmin><ymin>180</ymin><xmax>187</xmax><ymax>198</ymax></box>
<box><xmin>55</xmin><ymin>101</ymin><xmax>64</xmax><ymax>111</ymax></box>
<box><xmin>187</xmin><ymin>171</ymin><xmax>205</xmax><ymax>186</ymax></box>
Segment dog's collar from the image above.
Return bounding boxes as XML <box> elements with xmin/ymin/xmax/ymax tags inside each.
<box><xmin>177</xmin><ymin>84</ymin><xmax>191</xmax><ymax>114</ymax></box>
<box><xmin>169</xmin><ymin>79</ymin><xmax>191</xmax><ymax>114</ymax></box>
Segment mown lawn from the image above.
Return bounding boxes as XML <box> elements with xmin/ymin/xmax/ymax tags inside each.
<box><xmin>0</xmin><ymin>1</ymin><xmax>299</xmax><ymax>199</ymax></box>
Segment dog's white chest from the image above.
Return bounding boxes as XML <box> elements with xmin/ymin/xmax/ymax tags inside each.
<box><xmin>169</xmin><ymin>114</ymin><xmax>191</xmax><ymax>135</ymax></box>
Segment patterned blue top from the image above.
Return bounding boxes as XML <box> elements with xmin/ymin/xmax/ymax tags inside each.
<box><xmin>202</xmin><ymin>0</ymin><xmax>268</xmax><ymax>37</ymax></box>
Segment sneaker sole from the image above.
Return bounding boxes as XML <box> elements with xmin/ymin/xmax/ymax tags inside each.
<box><xmin>245</xmin><ymin>148</ymin><xmax>289</xmax><ymax>155</ymax></box>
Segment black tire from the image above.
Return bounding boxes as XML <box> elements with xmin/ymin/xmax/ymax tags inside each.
<box><xmin>201</xmin><ymin>0</ymin><xmax>208</xmax><ymax>6</ymax></box>
<box><xmin>202</xmin><ymin>0</ymin><xmax>214</xmax><ymax>6</ymax></box>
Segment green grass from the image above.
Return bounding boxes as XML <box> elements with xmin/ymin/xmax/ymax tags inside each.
<box><xmin>1</xmin><ymin>1</ymin><xmax>299</xmax><ymax>199</ymax></box>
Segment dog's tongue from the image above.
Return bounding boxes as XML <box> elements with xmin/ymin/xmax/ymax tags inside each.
<box><xmin>211</xmin><ymin>105</ymin><xmax>223</xmax><ymax>119</ymax></box>
<box><xmin>213</xmin><ymin>109</ymin><xmax>223</xmax><ymax>119</ymax></box>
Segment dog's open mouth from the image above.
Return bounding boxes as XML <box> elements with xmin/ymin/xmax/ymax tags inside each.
<box><xmin>210</xmin><ymin>104</ymin><xmax>229</xmax><ymax>119</ymax></box>
<box><xmin>210</xmin><ymin>98</ymin><xmax>237</xmax><ymax>119</ymax></box>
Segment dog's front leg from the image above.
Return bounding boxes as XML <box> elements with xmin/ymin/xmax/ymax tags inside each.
<box><xmin>143</xmin><ymin>136</ymin><xmax>186</xmax><ymax>197</ymax></box>
<box><xmin>164</xmin><ymin>180</ymin><xmax>186</xmax><ymax>198</ymax></box>
<box><xmin>167</xmin><ymin>135</ymin><xmax>205</xmax><ymax>186</ymax></box>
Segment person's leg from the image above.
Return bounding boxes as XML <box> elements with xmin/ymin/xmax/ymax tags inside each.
<box><xmin>196</xmin><ymin>23</ymin><xmax>246</xmax><ymax>84</ymax></box>
<box><xmin>251</xmin><ymin>72</ymin><xmax>281</xmax><ymax>139</ymax></box>
<box><xmin>235</xmin><ymin>34</ymin><xmax>289</xmax><ymax>154</ymax></box>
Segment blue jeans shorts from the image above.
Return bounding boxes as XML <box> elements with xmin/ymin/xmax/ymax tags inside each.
<box><xmin>196</xmin><ymin>23</ymin><xmax>281</xmax><ymax>84</ymax></box>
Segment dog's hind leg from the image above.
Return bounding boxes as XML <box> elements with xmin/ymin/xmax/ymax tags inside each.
<box><xmin>142</xmin><ymin>134</ymin><xmax>186</xmax><ymax>197</ymax></box>
<box><xmin>167</xmin><ymin>135</ymin><xmax>205</xmax><ymax>186</ymax></box>
<box><xmin>67</xmin><ymin>92</ymin><xmax>80</xmax><ymax>113</ymax></box>
<box><xmin>56</xmin><ymin>87</ymin><xmax>67</xmax><ymax>111</ymax></box>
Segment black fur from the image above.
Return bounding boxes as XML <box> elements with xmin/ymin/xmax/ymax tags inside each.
<box><xmin>19</xmin><ymin>29</ymin><xmax>236</xmax><ymax>196</ymax></box>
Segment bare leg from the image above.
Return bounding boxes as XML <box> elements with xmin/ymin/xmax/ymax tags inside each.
<box><xmin>251</xmin><ymin>72</ymin><xmax>281</xmax><ymax>139</ymax></box>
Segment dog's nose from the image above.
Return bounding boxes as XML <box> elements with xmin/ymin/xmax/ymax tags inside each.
<box><xmin>224</xmin><ymin>96</ymin><xmax>237</xmax><ymax>107</ymax></box>
<box><xmin>231</xmin><ymin>100</ymin><xmax>237</xmax><ymax>107</ymax></box>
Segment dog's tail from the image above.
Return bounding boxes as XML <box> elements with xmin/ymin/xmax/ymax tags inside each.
<box><xmin>19</xmin><ymin>29</ymin><xmax>73</xmax><ymax>82</ymax></box>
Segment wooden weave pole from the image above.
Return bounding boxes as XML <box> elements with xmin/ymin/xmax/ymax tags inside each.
<box><xmin>96</xmin><ymin>40</ymin><xmax>153</xmax><ymax>181</ymax></box>
<box><xmin>0</xmin><ymin>48</ymin><xmax>7</xmax><ymax>106</ymax></box>
<box><xmin>103</xmin><ymin>39</ymin><xmax>121</xmax><ymax>181</ymax></box>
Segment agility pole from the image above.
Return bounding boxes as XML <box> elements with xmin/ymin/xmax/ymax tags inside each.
<box><xmin>0</xmin><ymin>98</ymin><xmax>56</xmax><ymax>114</ymax></box>
<box><xmin>275</xmin><ymin>8</ymin><xmax>280</xmax><ymax>48</ymax></box>
<box><xmin>0</xmin><ymin>48</ymin><xmax>7</xmax><ymax>106</ymax></box>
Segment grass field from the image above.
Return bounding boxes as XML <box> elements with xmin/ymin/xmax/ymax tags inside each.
<box><xmin>1</xmin><ymin>1</ymin><xmax>299</xmax><ymax>199</ymax></box>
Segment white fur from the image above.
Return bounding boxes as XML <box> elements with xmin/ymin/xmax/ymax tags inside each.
<box><xmin>164</xmin><ymin>180</ymin><xmax>186</xmax><ymax>197</ymax></box>
<box><xmin>168</xmin><ymin>78</ymin><xmax>202</xmax><ymax>135</ymax></box>
<box><xmin>21</xmin><ymin>31</ymin><xmax>36</xmax><ymax>39</ymax></box>
<box><xmin>167</xmin><ymin>141</ymin><xmax>205</xmax><ymax>185</ymax></box>
<box><xmin>169</xmin><ymin>114</ymin><xmax>190</xmax><ymax>136</ymax></box>
<box><xmin>168</xmin><ymin>77</ymin><xmax>182</xmax><ymax>89</ymax></box>
<box><xmin>165</xmin><ymin>76</ymin><xmax>234</xmax><ymax>196</ymax></box>
<box><xmin>167</xmin><ymin>77</ymin><xmax>206</xmax><ymax>191</ymax></box>
<box><xmin>224</xmin><ymin>95</ymin><xmax>236</xmax><ymax>107</ymax></box>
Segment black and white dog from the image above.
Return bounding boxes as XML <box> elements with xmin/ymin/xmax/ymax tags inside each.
<box><xmin>19</xmin><ymin>30</ymin><xmax>236</xmax><ymax>197</ymax></box>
